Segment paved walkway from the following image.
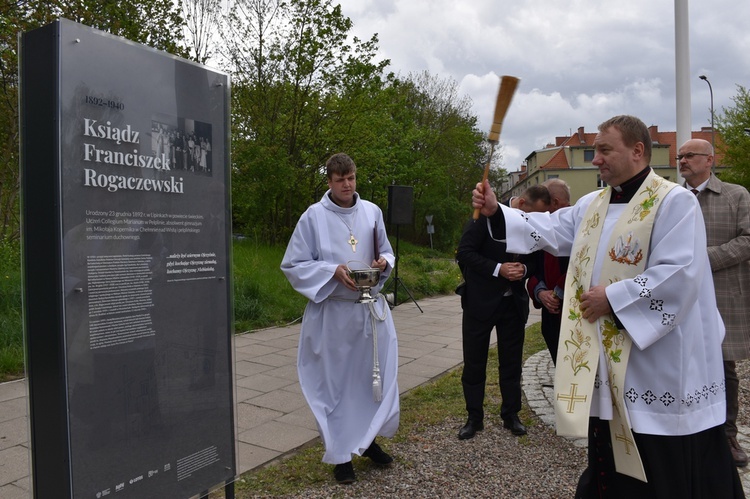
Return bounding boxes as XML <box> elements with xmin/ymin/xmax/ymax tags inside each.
<box><xmin>1</xmin><ymin>294</ymin><xmax>749</xmax><ymax>497</ymax></box>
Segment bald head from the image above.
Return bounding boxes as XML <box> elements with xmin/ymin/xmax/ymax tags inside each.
<box><xmin>678</xmin><ymin>138</ymin><xmax>713</xmax><ymax>188</ymax></box>
<box><xmin>514</xmin><ymin>184</ymin><xmax>550</xmax><ymax>213</ymax></box>
<box><xmin>542</xmin><ymin>178</ymin><xmax>571</xmax><ymax>213</ymax></box>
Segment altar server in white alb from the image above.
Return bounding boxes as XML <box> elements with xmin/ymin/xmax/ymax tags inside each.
<box><xmin>472</xmin><ymin>115</ymin><xmax>743</xmax><ymax>498</ymax></box>
<box><xmin>281</xmin><ymin>153</ymin><xmax>399</xmax><ymax>485</ymax></box>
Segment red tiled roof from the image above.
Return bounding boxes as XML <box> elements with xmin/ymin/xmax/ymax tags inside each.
<box><xmin>555</xmin><ymin>131</ymin><xmax>597</xmax><ymax>147</ymax></box>
<box><xmin>532</xmin><ymin>126</ymin><xmax>724</xmax><ymax>170</ymax></box>
<box><xmin>649</xmin><ymin>128</ymin><xmax>724</xmax><ymax>167</ymax></box>
<box><xmin>542</xmin><ymin>147</ymin><xmax>570</xmax><ymax>169</ymax></box>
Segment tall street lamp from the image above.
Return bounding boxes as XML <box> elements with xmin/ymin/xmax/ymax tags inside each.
<box><xmin>699</xmin><ymin>74</ymin><xmax>716</xmax><ymax>174</ymax></box>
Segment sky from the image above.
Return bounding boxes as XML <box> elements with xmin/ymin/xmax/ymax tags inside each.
<box><xmin>337</xmin><ymin>0</ymin><xmax>750</xmax><ymax>171</ymax></box>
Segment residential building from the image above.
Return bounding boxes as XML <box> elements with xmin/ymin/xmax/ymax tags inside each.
<box><xmin>501</xmin><ymin>125</ymin><xmax>724</xmax><ymax>204</ymax></box>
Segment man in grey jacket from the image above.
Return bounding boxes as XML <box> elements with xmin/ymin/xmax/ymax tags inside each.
<box><xmin>679</xmin><ymin>138</ymin><xmax>750</xmax><ymax>467</ymax></box>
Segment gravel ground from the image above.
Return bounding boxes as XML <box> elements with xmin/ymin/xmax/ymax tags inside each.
<box><xmin>290</xmin><ymin>416</ymin><xmax>586</xmax><ymax>499</ymax></box>
<box><xmin>737</xmin><ymin>359</ymin><xmax>750</xmax><ymax>429</ymax></box>
<box><xmin>251</xmin><ymin>359</ymin><xmax>750</xmax><ymax>498</ymax></box>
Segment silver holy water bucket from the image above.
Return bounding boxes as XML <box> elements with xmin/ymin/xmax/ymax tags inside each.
<box><xmin>348</xmin><ymin>267</ymin><xmax>381</xmax><ymax>303</ymax></box>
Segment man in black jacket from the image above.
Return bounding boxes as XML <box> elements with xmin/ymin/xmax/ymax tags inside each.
<box><xmin>455</xmin><ymin>186</ymin><xmax>547</xmax><ymax>439</ymax></box>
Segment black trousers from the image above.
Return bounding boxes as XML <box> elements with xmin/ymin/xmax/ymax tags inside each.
<box><xmin>540</xmin><ymin>307</ymin><xmax>562</xmax><ymax>366</ymax></box>
<box><xmin>725</xmin><ymin>360</ymin><xmax>739</xmax><ymax>438</ymax></box>
<box><xmin>575</xmin><ymin>418</ymin><xmax>744</xmax><ymax>499</ymax></box>
<box><xmin>461</xmin><ymin>296</ymin><xmax>525</xmax><ymax>422</ymax></box>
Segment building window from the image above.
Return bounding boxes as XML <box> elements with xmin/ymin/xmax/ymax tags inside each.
<box><xmin>584</xmin><ymin>150</ymin><xmax>595</xmax><ymax>162</ymax></box>
<box><xmin>597</xmin><ymin>174</ymin><xmax>607</xmax><ymax>188</ymax></box>
<box><xmin>547</xmin><ymin>174</ymin><xmax>559</xmax><ymax>180</ymax></box>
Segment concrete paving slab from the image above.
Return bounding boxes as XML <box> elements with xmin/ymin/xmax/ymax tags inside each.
<box><xmin>234</xmin><ymin>359</ymin><xmax>275</xmax><ymax>377</ymax></box>
<box><xmin>237</xmin><ymin>442</ymin><xmax>281</xmax><ymax>474</ymax></box>
<box><xmin>232</xmin><ymin>335</ymin><xmax>261</xmax><ymax>348</ymax></box>
<box><xmin>396</xmin><ymin>373</ymin><xmax>432</xmax><ymax>393</ymax></box>
<box><xmin>276</xmin><ymin>406</ymin><xmax>317</xmax><ymax>432</ymax></box>
<box><xmin>235</xmin><ymin>373</ymin><xmax>297</xmax><ymax>393</ymax></box>
<box><xmin>235</xmin><ymin>403</ymin><xmax>283</xmax><ymax>431</ymax></box>
<box><xmin>0</xmin><ymin>380</ymin><xmax>26</xmax><ymax>403</ymax></box>
<box><xmin>0</xmin><ymin>398</ymin><xmax>26</xmax><ymax>424</ymax></box>
<box><xmin>414</xmin><ymin>353</ymin><xmax>465</xmax><ymax>370</ymax></box>
<box><xmin>234</xmin><ymin>386</ymin><xmax>264</xmax><ymax>403</ymax></box>
<box><xmin>427</xmin><ymin>347</ymin><xmax>464</xmax><ymax>362</ymax></box>
<box><xmin>252</xmin><ymin>352</ymin><xmax>297</xmax><ymax>368</ymax></box>
<box><xmin>233</xmin><ymin>343</ymin><xmax>282</xmax><ymax>357</ymax></box>
<box><xmin>398</xmin><ymin>359</ymin><xmax>451</xmax><ymax>378</ymax></box>
<box><xmin>0</xmin><ymin>483</ymin><xmax>29</xmax><ymax>499</ymax></box>
<box><xmin>282</xmin><ymin>383</ymin><xmax>303</xmax><ymax>395</ymax></box>
<box><xmin>260</xmin><ymin>337</ymin><xmax>300</xmax><ymax>350</ymax></box>
<box><xmin>0</xmin><ymin>446</ymin><xmax>29</xmax><ymax>487</ymax></box>
<box><xmin>242</xmin><ymin>327</ymin><xmax>300</xmax><ymax>341</ymax></box>
<box><xmin>246</xmin><ymin>389</ymin><xmax>307</xmax><ymax>414</ymax></box>
<box><xmin>0</xmin><ymin>418</ymin><xmax>28</xmax><ymax>451</ymax></box>
<box><xmin>238</xmin><ymin>420</ymin><xmax>318</xmax><ymax>453</ymax></box>
<box><xmin>262</xmin><ymin>364</ymin><xmax>299</xmax><ymax>382</ymax></box>
<box><xmin>397</xmin><ymin>345</ymin><xmax>443</xmax><ymax>359</ymax></box>
<box><xmin>275</xmin><ymin>347</ymin><xmax>298</xmax><ymax>359</ymax></box>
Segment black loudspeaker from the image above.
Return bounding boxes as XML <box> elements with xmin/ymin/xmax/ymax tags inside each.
<box><xmin>387</xmin><ymin>185</ymin><xmax>414</xmax><ymax>225</ymax></box>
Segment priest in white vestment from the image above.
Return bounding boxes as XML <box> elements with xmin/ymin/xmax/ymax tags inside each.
<box><xmin>472</xmin><ymin>116</ymin><xmax>743</xmax><ymax>498</ymax></box>
<box><xmin>281</xmin><ymin>153</ymin><xmax>399</xmax><ymax>485</ymax></box>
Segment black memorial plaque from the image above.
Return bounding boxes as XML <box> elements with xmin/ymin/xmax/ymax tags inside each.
<box><xmin>20</xmin><ymin>20</ymin><xmax>236</xmax><ymax>498</ymax></box>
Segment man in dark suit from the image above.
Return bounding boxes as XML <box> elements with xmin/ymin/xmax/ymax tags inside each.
<box><xmin>455</xmin><ymin>186</ymin><xmax>548</xmax><ymax>439</ymax></box>
<box><xmin>526</xmin><ymin>179</ymin><xmax>571</xmax><ymax>365</ymax></box>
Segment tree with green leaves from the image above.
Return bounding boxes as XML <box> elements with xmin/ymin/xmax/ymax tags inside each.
<box><xmin>221</xmin><ymin>0</ymin><xmax>497</xmax><ymax>250</ymax></box>
<box><xmin>372</xmin><ymin>72</ymin><xmax>499</xmax><ymax>251</ymax></box>
<box><xmin>716</xmin><ymin>85</ymin><xmax>750</xmax><ymax>190</ymax></box>
<box><xmin>182</xmin><ymin>0</ymin><xmax>223</xmax><ymax>64</ymax></box>
<box><xmin>223</xmin><ymin>0</ymin><xmax>390</xmax><ymax>243</ymax></box>
<box><xmin>0</xmin><ymin>2</ymin><xmax>24</xmax><ymax>240</ymax></box>
<box><xmin>31</xmin><ymin>0</ymin><xmax>186</xmax><ymax>55</ymax></box>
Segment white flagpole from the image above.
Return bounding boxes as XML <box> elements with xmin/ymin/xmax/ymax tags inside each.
<box><xmin>674</xmin><ymin>0</ymin><xmax>691</xmax><ymax>184</ymax></box>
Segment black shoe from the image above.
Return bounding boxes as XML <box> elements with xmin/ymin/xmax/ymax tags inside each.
<box><xmin>334</xmin><ymin>461</ymin><xmax>356</xmax><ymax>484</ymax></box>
<box><xmin>728</xmin><ymin>436</ymin><xmax>749</xmax><ymax>467</ymax></box>
<box><xmin>458</xmin><ymin>419</ymin><xmax>484</xmax><ymax>440</ymax></box>
<box><xmin>502</xmin><ymin>414</ymin><xmax>527</xmax><ymax>436</ymax></box>
<box><xmin>363</xmin><ymin>441</ymin><xmax>393</xmax><ymax>465</ymax></box>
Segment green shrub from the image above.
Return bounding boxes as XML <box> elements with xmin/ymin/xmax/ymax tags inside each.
<box><xmin>0</xmin><ymin>240</ymin><xmax>23</xmax><ymax>380</ymax></box>
<box><xmin>232</xmin><ymin>239</ymin><xmax>307</xmax><ymax>333</ymax></box>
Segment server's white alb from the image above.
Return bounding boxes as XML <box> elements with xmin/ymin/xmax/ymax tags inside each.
<box><xmin>281</xmin><ymin>191</ymin><xmax>399</xmax><ymax>464</ymax></box>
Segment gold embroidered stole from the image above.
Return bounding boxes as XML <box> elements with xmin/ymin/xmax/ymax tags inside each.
<box><xmin>554</xmin><ymin>171</ymin><xmax>677</xmax><ymax>482</ymax></box>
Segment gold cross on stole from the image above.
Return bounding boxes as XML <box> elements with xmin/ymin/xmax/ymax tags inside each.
<box><xmin>615</xmin><ymin>424</ymin><xmax>635</xmax><ymax>455</ymax></box>
<box><xmin>557</xmin><ymin>383</ymin><xmax>587</xmax><ymax>413</ymax></box>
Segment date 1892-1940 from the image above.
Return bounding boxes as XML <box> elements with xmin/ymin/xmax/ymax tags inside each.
<box><xmin>84</xmin><ymin>95</ymin><xmax>124</xmax><ymax>110</ymax></box>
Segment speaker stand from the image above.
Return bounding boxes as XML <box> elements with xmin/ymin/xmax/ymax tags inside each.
<box><xmin>386</xmin><ymin>225</ymin><xmax>423</xmax><ymax>313</ymax></box>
